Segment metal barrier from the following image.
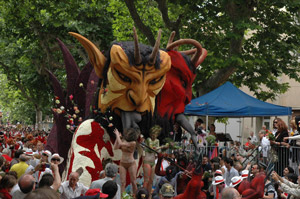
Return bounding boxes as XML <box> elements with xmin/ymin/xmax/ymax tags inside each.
<box><xmin>182</xmin><ymin>143</ymin><xmax>300</xmax><ymax>176</ymax></box>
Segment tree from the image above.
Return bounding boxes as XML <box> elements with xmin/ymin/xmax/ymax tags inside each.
<box><xmin>108</xmin><ymin>0</ymin><xmax>300</xmax><ymax>100</ymax></box>
<box><xmin>0</xmin><ymin>0</ymin><xmax>114</xmax><ymax>127</ymax></box>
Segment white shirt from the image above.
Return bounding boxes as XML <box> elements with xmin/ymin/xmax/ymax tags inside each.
<box><xmin>59</xmin><ymin>181</ymin><xmax>88</xmax><ymax>199</ymax></box>
<box><xmin>90</xmin><ymin>177</ymin><xmax>121</xmax><ymax>199</ymax></box>
<box><xmin>11</xmin><ymin>185</ymin><xmax>27</xmax><ymax>199</ymax></box>
<box><xmin>260</xmin><ymin>136</ymin><xmax>270</xmax><ymax>158</ymax></box>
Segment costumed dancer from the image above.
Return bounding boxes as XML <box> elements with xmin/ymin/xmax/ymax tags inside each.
<box><xmin>113</xmin><ymin>128</ymin><xmax>140</xmax><ymax>195</ymax></box>
<box><xmin>143</xmin><ymin>125</ymin><xmax>162</xmax><ymax>195</ymax></box>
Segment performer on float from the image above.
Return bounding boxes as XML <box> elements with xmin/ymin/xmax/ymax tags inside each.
<box><xmin>113</xmin><ymin>128</ymin><xmax>140</xmax><ymax>195</ymax></box>
<box><xmin>143</xmin><ymin>125</ymin><xmax>164</xmax><ymax>194</ymax></box>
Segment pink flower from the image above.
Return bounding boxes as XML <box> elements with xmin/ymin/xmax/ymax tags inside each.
<box><xmin>69</xmin><ymin>95</ymin><xmax>74</xmax><ymax>100</ymax></box>
<box><xmin>91</xmin><ymin>80</ymin><xmax>95</xmax><ymax>85</ymax></box>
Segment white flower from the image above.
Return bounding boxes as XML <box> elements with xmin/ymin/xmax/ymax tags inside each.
<box><xmin>66</xmin><ymin>125</ymin><xmax>70</xmax><ymax>129</ymax></box>
<box><xmin>55</xmin><ymin>100</ymin><xmax>60</xmax><ymax>104</ymax></box>
<box><xmin>79</xmin><ymin>83</ymin><xmax>83</xmax><ymax>87</ymax></box>
<box><xmin>60</xmin><ymin>106</ymin><xmax>65</xmax><ymax>110</ymax></box>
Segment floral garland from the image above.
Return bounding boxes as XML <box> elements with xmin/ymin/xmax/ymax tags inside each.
<box><xmin>52</xmin><ymin>82</ymin><xmax>87</xmax><ymax>133</ymax></box>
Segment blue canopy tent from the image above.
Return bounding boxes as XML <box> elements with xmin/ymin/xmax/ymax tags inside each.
<box><xmin>185</xmin><ymin>82</ymin><xmax>292</xmax><ymax>117</ymax></box>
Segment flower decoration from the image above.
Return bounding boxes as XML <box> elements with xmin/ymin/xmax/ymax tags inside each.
<box><xmin>52</xmin><ymin>94</ymin><xmax>84</xmax><ymax>133</ymax></box>
<box><xmin>205</xmin><ymin>135</ymin><xmax>216</xmax><ymax>144</ymax></box>
<box><xmin>267</xmin><ymin>133</ymin><xmax>275</xmax><ymax>141</ymax></box>
<box><xmin>79</xmin><ymin>83</ymin><xmax>83</xmax><ymax>87</ymax></box>
<box><xmin>69</xmin><ymin>95</ymin><xmax>74</xmax><ymax>100</ymax></box>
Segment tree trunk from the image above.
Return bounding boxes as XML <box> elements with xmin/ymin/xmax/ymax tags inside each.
<box><xmin>36</xmin><ymin>107</ymin><xmax>43</xmax><ymax>130</ymax></box>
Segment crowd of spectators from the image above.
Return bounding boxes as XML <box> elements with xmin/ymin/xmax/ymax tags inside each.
<box><xmin>0</xmin><ymin>116</ymin><xmax>300</xmax><ymax>199</ymax></box>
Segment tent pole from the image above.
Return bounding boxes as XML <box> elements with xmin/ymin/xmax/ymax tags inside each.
<box><xmin>225</xmin><ymin>124</ymin><xmax>227</xmax><ymax>157</ymax></box>
<box><xmin>206</xmin><ymin>115</ymin><xmax>209</xmax><ymax>131</ymax></box>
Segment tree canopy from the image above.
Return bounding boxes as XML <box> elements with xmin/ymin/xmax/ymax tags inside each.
<box><xmin>0</xmin><ymin>0</ymin><xmax>113</xmax><ymax>125</ymax></box>
<box><xmin>0</xmin><ymin>0</ymin><xmax>299</xmax><ymax>124</ymax></box>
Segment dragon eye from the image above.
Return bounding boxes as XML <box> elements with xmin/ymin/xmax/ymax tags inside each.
<box><xmin>149</xmin><ymin>75</ymin><xmax>164</xmax><ymax>85</ymax></box>
<box><xmin>116</xmin><ymin>70</ymin><xmax>131</xmax><ymax>83</ymax></box>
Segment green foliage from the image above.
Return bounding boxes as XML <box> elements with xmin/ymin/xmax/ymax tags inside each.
<box><xmin>0</xmin><ymin>0</ymin><xmax>114</xmax><ymax>124</ymax></box>
<box><xmin>206</xmin><ymin>134</ymin><xmax>216</xmax><ymax>144</ymax></box>
<box><xmin>0</xmin><ymin>75</ymin><xmax>36</xmax><ymax>124</ymax></box>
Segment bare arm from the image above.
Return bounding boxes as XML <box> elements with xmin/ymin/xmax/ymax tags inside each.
<box><xmin>284</xmin><ymin>134</ymin><xmax>300</xmax><ymax>140</ymax></box>
<box><xmin>114</xmin><ymin>129</ymin><xmax>122</xmax><ymax>149</ymax></box>
<box><xmin>51</xmin><ymin>163</ymin><xmax>61</xmax><ymax>191</ymax></box>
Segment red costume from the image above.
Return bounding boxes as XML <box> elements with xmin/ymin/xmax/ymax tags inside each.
<box><xmin>174</xmin><ymin>171</ymin><xmax>206</xmax><ymax>199</ymax></box>
<box><xmin>239</xmin><ymin>173</ymin><xmax>265</xmax><ymax>199</ymax></box>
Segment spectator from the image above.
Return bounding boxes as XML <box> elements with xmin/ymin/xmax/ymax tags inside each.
<box><xmin>136</xmin><ymin>187</ymin><xmax>149</xmax><ymax>199</ymax></box>
<box><xmin>10</xmin><ymin>149</ymin><xmax>24</xmax><ymax>168</ymax></box>
<box><xmin>0</xmin><ymin>131</ymin><xmax>6</xmax><ymax>153</ymax></box>
<box><xmin>59</xmin><ymin>171</ymin><xmax>88</xmax><ymax>199</ymax></box>
<box><xmin>33</xmin><ymin>150</ymin><xmax>52</xmax><ymax>183</ymax></box>
<box><xmin>240</xmin><ymin>170</ymin><xmax>251</xmax><ymax>180</ymax></box>
<box><xmin>259</xmin><ymin>130</ymin><xmax>270</xmax><ymax>164</ymax></box>
<box><xmin>230</xmin><ymin>176</ymin><xmax>242</xmax><ymax>190</ymax></box>
<box><xmin>74</xmin><ymin>188</ymin><xmax>108</xmax><ymax>199</ymax></box>
<box><xmin>263</xmin><ymin>176</ymin><xmax>277</xmax><ymax>199</ymax></box>
<box><xmin>270</xmin><ymin>118</ymin><xmax>289</xmax><ymax>175</ymax></box>
<box><xmin>24</xmin><ymin>188</ymin><xmax>59</xmax><ymax>199</ymax></box>
<box><xmin>12</xmin><ymin>174</ymin><xmax>36</xmax><ymax>199</ymax></box>
<box><xmin>48</xmin><ymin>153</ymin><xmax>64</xmax><ymax>165</ymax></box>
<box><xmin>212</xmin><ymin>175</ymin><xmax>225</xmax><ymax>199</ymax></box>
<box><xmin>194</xmin><ymin>118</ymin><xmax>204</xmax><ymax>132</ymax></box>
<box><xmin>10</xmin><ymin>154</ymin><xmax>29</xmax><ymax>179</ymax></box>
<box><xmin>272</xmin><ymin>171</ymin><xmax>300</xmax><ymax>199</ymax></box>
<box><xmin>33</xmin><ymin>141</ymin><xmax>44</xmax><ymax>156</ymax></box>
<box><xmin>159</xmin><ymin>183</ymin><xmax>175</xmax><ymax>199</ymax></box>
<box><xmin>90</xmin><ymin>163</ymin><xmax>120</xmax><ymax>199</ymax></box>
<box><xmin>102</xmin><ymin>180</ymin><xmax>118</xmax><ymax>199</ymax></box>
<box><xmin>283</xmin><ymin>167</ymin><xmax>294</xmax><ymax>179</ymax></box>
<box><xmin>224</xmin><ymin>157</ymin><xmax>239</xmax><ymax>187</ymax></box>
<box><xmin>270</xmin><ymin>118</ymin><xmax>289</xmax><ymax>147</ymax></box>
<box><xmin>38</xmin><ymin>163</ymin><xmax>61</xmax><ymax>191</ymax></box>
<box><xmin>202</xmin><ymin>155</ymin><xmax>212</xmax><ymax>172</ymax></box>
<box><xmin>251</xmin><ymin>163</ymin><xmax>261</xmax><ymax>177</ymax></box>
<box><xmin>0</xmin><ymin>174</ymin><xmax>17</xmax><ymax>199</ymax></box>
<box><xmin>244</xmin><ymin>137</ymin><xmax>251</xmax><ymax>150</ymax></box>
<box><xmin>272</xmin><ymin>119</ymin><xmax>278</xmax><ymax>136</ymax></box>
<box><xmin>249</xmin><ymin>131</ymin><xmax>258</xmax><ymax>145</ymax></box>
<box><xmin>221</xmin><ymin>187</ymin><xmax>241</xmax><ymax>199</ymax></box>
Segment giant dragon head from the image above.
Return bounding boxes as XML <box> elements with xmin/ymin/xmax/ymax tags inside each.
<box><xmin>70</xmin><ymin>28</ymin><xmax>171</xmax><ymax>130</ymax></box>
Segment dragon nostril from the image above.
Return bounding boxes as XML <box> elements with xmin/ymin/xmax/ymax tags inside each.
<box><xmin>128</xmin><ymin>93</ymin><xmax>136</xmax><ymax>106</ymax></box>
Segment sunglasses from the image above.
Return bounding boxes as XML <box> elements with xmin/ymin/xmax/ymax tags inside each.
<box><xmin>51</xmin><ymin>158</ymin><xmax>60</xmax><ymax>161</ymax></box>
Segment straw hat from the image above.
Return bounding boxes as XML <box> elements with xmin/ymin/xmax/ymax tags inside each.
<box><xmin>230</xmin><ymin>176</ymin><xmax>242</xmax><ymax>187</ymax></box>
<box><xmin>212</xmin><ymin>176</ymin><xmax>225</xmax><ymax>185</ymax></box>
<box><xmin>215</xmin><ymin>169</ymin><xmax>223</xmax><ymax>175</ymax></box>
<box><xmin>241</xmin><ymin>170</ymin><xmax>252</xmax><ymax>179</ymax></box>
<box><xmin>48</xmin><ymin>153</ymin><xmax>64</xmax><ymax>165</ymax></box>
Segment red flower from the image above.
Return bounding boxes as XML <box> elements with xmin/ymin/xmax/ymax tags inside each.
<box><xmin>69</xmin><ymin>94</ymin><xmax>74</xmax><ymax>100</ymax></box>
